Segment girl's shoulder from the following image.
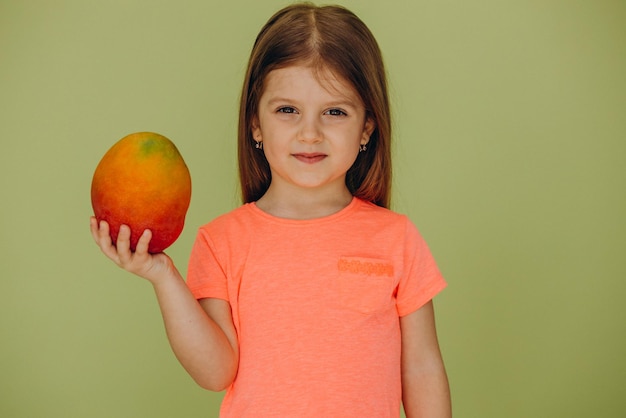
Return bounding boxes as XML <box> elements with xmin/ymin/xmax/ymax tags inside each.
<box><xmin>198</xmin><ymin>203</ymin><xmax>257</xmax><ymax>233</ymax></box>
<box><xmin>355</xmin><ymin>198</ymin><xmax>413</xmax><ymax>224</ymax></box>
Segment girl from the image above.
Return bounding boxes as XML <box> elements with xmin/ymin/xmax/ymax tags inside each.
<box><xmin>91</xmin><ymin>3</ymin><xmax>451</xmax><ymax>417</ymax></box>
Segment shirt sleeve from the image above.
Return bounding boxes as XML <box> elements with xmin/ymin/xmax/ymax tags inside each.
<box><xmin>396</xmin><ymin>218</ymin><xmax>447</xmax><ymax>317</ymax></box>
<box><xmin>186</xmin><ymin>227</ymin><xmax>230</xmax><ymax>301</ymax></box>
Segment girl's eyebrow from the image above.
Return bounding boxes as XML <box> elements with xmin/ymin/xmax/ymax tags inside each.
<box><xmin>266</xmin><ymin>96</ymin><xmax>359</xmax><ymax>109</ymax></box>
<box><xmin>266</xmin><ymin>97</ymin><xmax>294</xmax><ymax>106</ymax></box>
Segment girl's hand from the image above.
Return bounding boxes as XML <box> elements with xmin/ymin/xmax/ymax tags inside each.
<box><xmin>90</xmin><ymin>216</ymin><xmax>177</xmax><ymax>285</ymax></box>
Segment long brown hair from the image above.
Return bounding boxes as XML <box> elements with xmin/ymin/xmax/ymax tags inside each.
<box><xmin>238</xmin><ymin>3</ymin><xmax>392</xmax><ymax>208</ymax></box>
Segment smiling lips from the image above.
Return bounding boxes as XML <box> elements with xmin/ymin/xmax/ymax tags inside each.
<box><xmin>292</xmin><ymin>153</ymin><xmax>327</xmax><ymax>164</ymax></box>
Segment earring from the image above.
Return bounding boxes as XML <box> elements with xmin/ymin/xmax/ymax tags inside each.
<box><xmin>255</xmin><ymin>140</ymin><xmax>263</xmax><ymax>150</ymax></box>
<box><xmin>359</xmin><ymin>143</ymin><xmax>367</xmax><ymax>152</ymax></box>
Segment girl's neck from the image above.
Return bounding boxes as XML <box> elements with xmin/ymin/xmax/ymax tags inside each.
<box><xmin>255</xmin><ymin>184</ymin><xmax>354</xmax><ymax>220</ymax></box>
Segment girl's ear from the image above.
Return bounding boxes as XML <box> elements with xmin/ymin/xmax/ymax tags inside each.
<box><xmin>361</xmin><ymin>117</ymin><xmax>376</xmax><ymax>145</ymax></box>
<box><xmin>251</xmin><ymin>116</ymin><xmax>262</xmax><ymax>141</ymax></box>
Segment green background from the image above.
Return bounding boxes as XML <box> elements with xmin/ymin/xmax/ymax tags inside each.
<box><xmin>1</xmin><ymin>1</ymin><xmax>624</xmax><ymax>417</ymax></box>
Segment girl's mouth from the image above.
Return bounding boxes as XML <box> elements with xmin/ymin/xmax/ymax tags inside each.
<box><xmin>292</xmin><ymin>153</ymin><xmax>327</xmax><ymax>164</ymax></box>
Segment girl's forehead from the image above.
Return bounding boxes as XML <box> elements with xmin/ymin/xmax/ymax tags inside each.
<box><xmin>263</xmin><ymin>64</ymin><xmax>360</xmax><ymax>101</ymax></box>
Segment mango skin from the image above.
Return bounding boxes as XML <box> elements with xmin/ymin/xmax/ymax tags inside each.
<box><xmin>91</xmin><ymin>132</ymin><xmax>192</xmax><ymax>253</ymax></box>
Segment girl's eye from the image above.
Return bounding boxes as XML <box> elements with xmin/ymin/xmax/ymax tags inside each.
<box><xmin>277</xmin><ymin>106</ymin><xmax>297</xmax><ymax>114</ymax></box>
<box><xmin>326</xmin><ymin>108</ymin><xmax>347</xmax><ymax>117</ymax></box>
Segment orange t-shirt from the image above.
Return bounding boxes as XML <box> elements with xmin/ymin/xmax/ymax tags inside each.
<box><xmin>187</xmin><ymin>198</ymin><xmax>446</xmax><ymax>417</ymax></box>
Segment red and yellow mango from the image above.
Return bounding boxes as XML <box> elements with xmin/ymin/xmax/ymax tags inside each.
<box><xmin>91</xmin><ymin>132</ymin><xmax>191</xmax><ymax>253</ymax></box>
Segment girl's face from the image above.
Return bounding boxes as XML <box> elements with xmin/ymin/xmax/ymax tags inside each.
<box><xmin>252</xmin><ymin>65</ymin><xmax>374</xmax><ymax>199</ymax></box>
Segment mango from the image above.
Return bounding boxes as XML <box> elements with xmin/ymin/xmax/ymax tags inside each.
<box><xmin>91</xmin><ymin>132</ymin><xmax>191</xmax><ymax>253</ymax></box>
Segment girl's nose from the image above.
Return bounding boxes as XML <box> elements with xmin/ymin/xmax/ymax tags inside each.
<box><xmin>297</xmin><ymin>115</ymin><xmax>322</xmax><ymax>143</ymax></box>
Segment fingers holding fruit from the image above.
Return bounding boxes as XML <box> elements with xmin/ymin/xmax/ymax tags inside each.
<box><xmin>90</xmin><ymin>217</ymin><xmax>173</xmax><ymax>282</ymax></box>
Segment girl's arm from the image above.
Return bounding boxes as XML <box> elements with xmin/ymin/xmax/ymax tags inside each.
<box><xmin>90</xmin><ymin>217</ymin><xmax>239</xmax><ymax>391</ymax></box>
<box><xmin>400</xmin><ymin>300</ymin><xmax>452</xmax><ymax>418</ymax></box>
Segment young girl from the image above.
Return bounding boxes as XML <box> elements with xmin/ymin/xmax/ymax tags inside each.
<box><xmin>91</xmin><ymin>3</ymin><xmax>451</xmax><ymax>417</ymax></box>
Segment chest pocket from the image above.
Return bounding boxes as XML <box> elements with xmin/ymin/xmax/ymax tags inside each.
<box><xmin>335</xmin><ymin>257</ymin><xmax>395</xmax><ymax>314</ymax></box>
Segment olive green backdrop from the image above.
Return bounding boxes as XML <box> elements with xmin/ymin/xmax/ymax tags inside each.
<box><xmin>1</xmin><ymin>1</ymin><xmax>624</xmax><ymax>417</ymax></box>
